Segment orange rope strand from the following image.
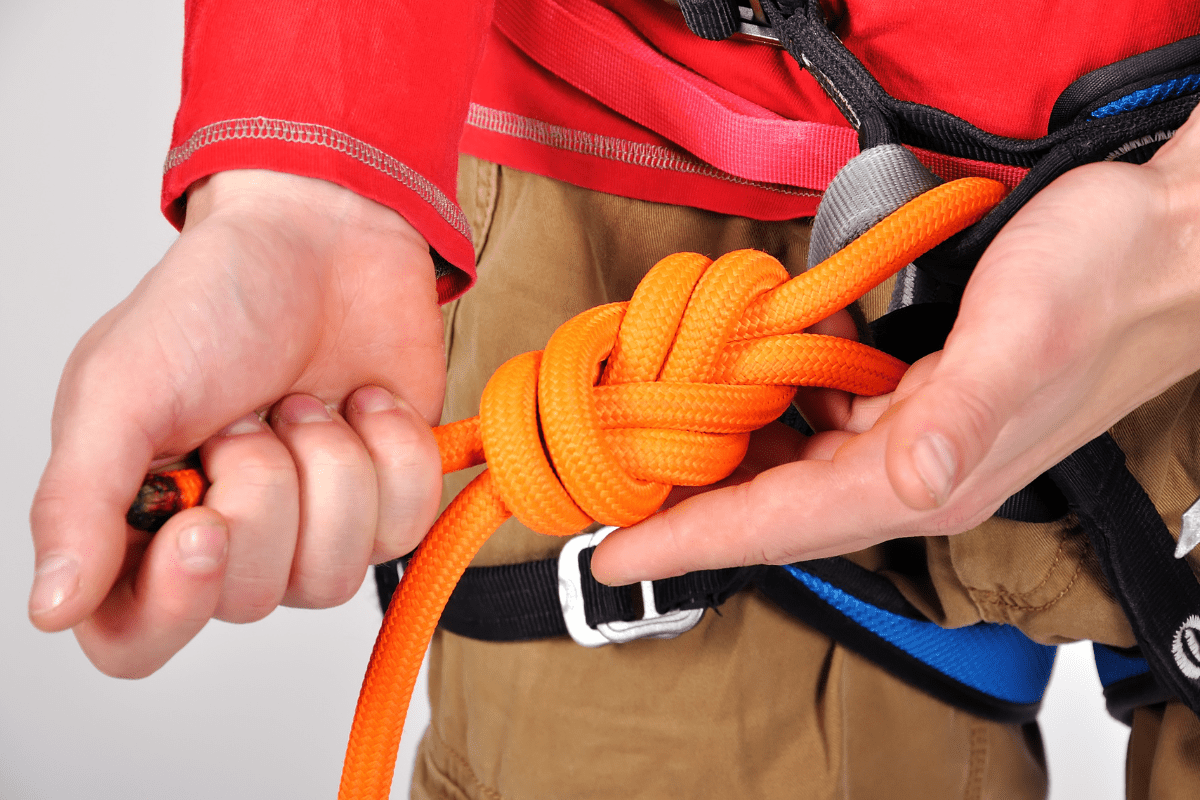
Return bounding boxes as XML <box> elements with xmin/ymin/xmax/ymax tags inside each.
<box><xmin>337</xmin><ymin>177</ymin><xmax>1008</xmax><ymax>799</ymax></box>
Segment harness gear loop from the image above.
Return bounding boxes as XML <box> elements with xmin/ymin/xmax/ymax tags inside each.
<box><xmin>335</xmin><ymin>176</ymin><xmax>1006</xmax><ymax>800</ymax></box>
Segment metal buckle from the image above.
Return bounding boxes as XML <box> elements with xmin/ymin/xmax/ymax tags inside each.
<box><xmin>1176</xmin><ymin>495</ymin><xmax>1200</xmax><ymax>559</ymax></box>
<box><xmin>557</xmin><ymin>526</ymin><xmax>704</xmax><ymax>647</ymax></box>
<box><xmin>734</xmin><ymin>2</ymin><xmax>782</xmax><ymax>46</ymax></box>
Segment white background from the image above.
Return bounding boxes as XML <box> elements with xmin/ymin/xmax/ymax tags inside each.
<box><xmin>0</xmin><ymin>2</ymin><xmax>1127</xmax><ymax>798</ymax></box>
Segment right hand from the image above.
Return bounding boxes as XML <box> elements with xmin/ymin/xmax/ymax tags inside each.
<box><xmin>28</xmin><ymin>170</ymin><xmax>447</xmax><ymax>678</ymax></box>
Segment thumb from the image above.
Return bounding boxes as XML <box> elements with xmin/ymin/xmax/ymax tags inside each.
<box><xmin>883</xmin><ymin>353</ymin><xmax>1030</xmax><ymax>510</ymax></box>
<box><xmin>28</xmin><ymin>295</ymin><xmax>233</xmax><ymax>632</ymax></box>
<box><xmin>29</xmin><ymin>374</ymin><xmax>159</xmax><ymax>631</ymax></box>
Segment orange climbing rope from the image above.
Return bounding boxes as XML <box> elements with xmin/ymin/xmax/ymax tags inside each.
<box><xmin>334</xmin><ymin>177</ymin><xmax>1008</xmax><ymax>799</ymax></box>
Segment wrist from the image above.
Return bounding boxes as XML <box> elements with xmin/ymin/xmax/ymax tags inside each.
<box><xmin>182</xmin><ymin>169</ymin><xmax>431</xmax><ymax>256</ymax></box>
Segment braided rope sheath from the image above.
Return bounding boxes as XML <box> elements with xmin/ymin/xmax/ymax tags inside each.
<box><xmin>337</xmin><ymin>177</ymin><xmax>1007</xmax><ymax>799</ymax></box>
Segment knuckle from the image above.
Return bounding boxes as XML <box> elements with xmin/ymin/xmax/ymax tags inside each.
<box><xmin>369</xmin><ymin>537</ymin><xmax>414</xmax><ymax>565</ymax></box>
<box><xmin>91</xmin><ymin>656</ymin><xmax>155</xmax><ymax>681</ymax></box>
<box><xmin>155</xmin><ymin>592</ymin><xmax>215</xmax><ymax>629</ymax></box>
<box><xmin>745</xmin><ymin>481</ymin><xmax>800</xmax><ymax>565</ymax></box>
<box><xmin>217</xmin><ymin>582</ymin><xmax>284</xmax><ymax>623</ymax></box>
<box><xmin>288</xmin><ymin>567</ymin><xmax>364</xmax><ymax>609</ymax></box>
<box><xmin>300</xmin><ymin>439</ymin><xmax>378</xmax><ymax>489</ymax></box>
<box><xmin>382</xmin><ymin>463</ymin><xmax>441</xmax><ymax>521</ymax></box>
<box><xmin>657</xmin><ymin>509</ymin><xmax>693</xmax><ymax>574</ymax></box>
<box><xmin>78</xmin><ymin>636</ymin><xmax>166</xmax><ymax>681</ymax></box>
<box><xmin>368</xmin><ymin>417</ymin><xmax>440</xmax><ymax>473</ymax></box>
<box><xmin>940</xmin><ymin>379</ymin><xmax>1003</xmax><ymax>457</ymax></box>
<box><xmin>299</xmin><ymin>435</ymin><xmax>362</xmax><ymax>469</ymax></box>
<box><xmin>227</xmin><ymin>452</ymin><xmax>296</xmax><ymax>492</ymax></box>
<box><xmin>29</xmin><ymin>480</ymin><xmax>70</xmax><ymax>540</ymax></box>
<box><xmin>374</xmin><ymin>461</ymin><xmax>441</xmax><ymax>559</ymax></box>
<box><xmin>930</xmin><ymin>495</ymin><xmax>998</xmax><ymax>536</ymax></box>
<box><xmin>372</xmin><ymin>512</ymin><xmax>429</xmax><ymax>560</ymax></box>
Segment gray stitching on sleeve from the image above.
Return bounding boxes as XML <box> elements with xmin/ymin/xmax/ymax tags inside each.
<box><xmin>164</xmin><ymin>117</ymin><xmax>471</xmax><ymax>241</ymax></box>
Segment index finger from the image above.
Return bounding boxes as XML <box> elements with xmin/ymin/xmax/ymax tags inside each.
<box><xmin>588</xmin><ymin>418</ymin><xmax>990</xmax><ymax>585</ymax></box>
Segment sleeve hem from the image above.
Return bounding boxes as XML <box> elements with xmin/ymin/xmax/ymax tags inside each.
<box><xmin>161</xmin><ymin>117</ymin><xmax>477</xmax><ymax>303</ymax></box>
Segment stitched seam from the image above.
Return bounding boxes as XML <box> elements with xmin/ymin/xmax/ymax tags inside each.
<box><xmin>967</xmin><ymin>538</ymin><xmax>1069</xmax><ymax>602</ymax></box>
<box><xmin>164</xmin><ymin>116</ymin><xmax>471</xmax><ymax>240</ymax></box>
<box><xmin>963</xmin><ymin>721</ymin><xmax>988</xmax><ymax>800</ymax></box>
<box><xmin>802</xmin><ymin>57</ymin><xmax>861</xmax><ymax>130</ymax></box>
<box><xmin>472</xmin><ymin>159</ymin><xmax>498</xmax><ymax>261</ymax></box>
<box><xmin>1104</xmin><ymin>129</ymin><xmax>1175</xmax><ymax>161</ymax></box>
<box><xmin>474</xmin><ymin>159</ymin><xmax>489</xmax><ymax>251</ymax></box>
<box><xmin>466</xmin><ymin>104</ymin><xmax>821</xmax><ymax>199</ymax></box>
<box><xmin>969</xmin><ymin>556</ymin><xmax>1084</xmax><ymax>613</ymax></box>
<box><xmin>428</xmin><ymin>723</ymin><xmax>506</xmax><ymax>800</ymax></box>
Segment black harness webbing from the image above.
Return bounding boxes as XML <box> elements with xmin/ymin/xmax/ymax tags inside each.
<box><xmin>374</xmin><ymin>2</ymin><xmax>1200</xmax><ymax>727</ymax></box>
<box><xmin>752</xmin><ymin>0</ymin><xmax>1200</xmax><ymax>286</ymax></box>
<box><xmin>396</xmin><ymin>552</ymin><xmax>756</xmax><ymax>642</ymax></box>
<box><xmin>1095</xmin><ymin>643</ymin><xmax>1176</xmax><ymax>725</ymax></box>
<box><xmin>1048</xmin><ymin>435</ymin><xmax>1200</xmax><ymax>716</ymax></box>
<box><xmin>376</xmin><ymin>553</ymin><xmax>1055</xmax><ymax>724</ymax></box>
<box><xmin>736</xmin><ymin>0</ymin><xmax>1200</xmax><ymax>718</ymax></box>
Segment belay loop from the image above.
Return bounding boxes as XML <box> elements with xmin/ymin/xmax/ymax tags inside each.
<box><xmin>336</xmin><ymin>176</ymin><xmax>1007</xmax><ymax>800</ymax></box>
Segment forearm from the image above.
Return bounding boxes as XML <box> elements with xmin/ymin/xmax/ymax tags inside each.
<box><xmin>165</xmin><ymin>0</ymin><xmax>495</xmax><ymax>301</ymax></box>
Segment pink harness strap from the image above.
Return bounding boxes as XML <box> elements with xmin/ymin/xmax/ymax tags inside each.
<box><xmin>494</xmin><ymin>0</ymin><xmax>1030</xmax><ymax>192</ymax></box>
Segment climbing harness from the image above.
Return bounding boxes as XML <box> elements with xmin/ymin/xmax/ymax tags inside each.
<box><xmin>374</xmin><ymin>3</ymin><xmax>1200</xmax><ymax>745</ymax></box>
<box><xmin>671</xmin><ymin>0</ymin><xmax>1200</xmax><ymax>726</ymax></box>
<box><xmin>339</xmin><ymin>177</ymin><xmax>1004</xmax><ymax>798</ymax></box>
<box><xmin>125</xmin><ymin>2</ymin><xmax>1200</xmax><ymax>795</ymax></box>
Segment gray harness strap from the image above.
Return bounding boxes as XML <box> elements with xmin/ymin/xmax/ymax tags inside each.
<box><xmin>806</xmin><ymin>144</ymin><xmax>944</xmax><ymax>314</ymax></box>
<box><xmin>807</xmin><ymin>144</ymin><xmax>942</xmax><ymax>269</ymax></box>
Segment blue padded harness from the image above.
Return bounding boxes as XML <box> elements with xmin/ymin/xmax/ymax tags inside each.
<box><xmin>783</xmin><ymin>564</ymin><xmax>1056</xmax><ymax>707</ymax></box>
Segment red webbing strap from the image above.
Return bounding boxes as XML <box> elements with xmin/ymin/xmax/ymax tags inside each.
<box><xmin>494</xmin><ymin>0</ymin><xmax>857</xmax><ymax>190</ymax></box>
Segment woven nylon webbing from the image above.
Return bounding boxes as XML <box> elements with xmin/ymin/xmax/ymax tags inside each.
<box><xmin>381</xmin><ymin>552</ymin><xmax>761</xmax><ymax>641</ymax></box>
<box><xmin>1092</xmin><ymin>643</ymin><xmax>1172</xmax><ymax>725</ymax></box>
<box><xmin>804</xmin><ymin>143</ymin><xmax>949</xmax><ymax>318</ymax></box>
<box><xmin>378</xmin><ymin>549</ymin><xmax>1055</xmax><ymax>721</ymax></box>
<box><xmin>754</xmin><ymin>562</ymin><xmax>1054</xmax><ymax>722</ymax></box>
<box><xmin>1050</xmin><ymin>35</ymin><xmax>1200</xmax><ymax>130</ymax></box>
<box><xmin>807</xmin><ymin>144</ymin><xmax>943</xmax><ymax>269</ymax></box>
<box><xmin>677</xmin><ymin>0</ymin><xmax>740</xmax><ymax>41</ymax></box>
<box><xmin>1049</xmin><ymin>435</ymin><xmax>1199</xmax><ymax>715</ymax></box>
<box><xmin>749</xmin><ymin>0</ymin><xmax>1200</xmax><ymax>285</ymax></box>
<box><xmin>494</xmin><ymin>0</ymin><xmax>857</xmax><ymax>191</ymax></box>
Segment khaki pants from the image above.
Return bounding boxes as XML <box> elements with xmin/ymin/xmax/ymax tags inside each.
<box><xmin>411</xmin><ymin>155</ymin><xmax>1200</xmax><ymax>799</ymax></box>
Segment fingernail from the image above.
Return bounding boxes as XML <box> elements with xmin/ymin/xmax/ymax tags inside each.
<box><xmin>592</xmin><ymin>570</ymin><xmax>624</xmax><ymax>587</ymax></box>
<box><xmin>177</xmin><ymin>524</ymin><xmax>228</xmax><ymax>575</ymax></box>
<box><xmin>912</xmin><ymin>433</ymin><xmax>957</xmax><ymax>506</ymax></box>
<box><xmin>590</xmin><ymin>559</ymin><xmax>631</xmax><ymax>587</ymax></box>
<box><xmin>352</xmin><ymin>386</ymin><xmax>397</xmax><ymax>414</ymax></box>
<box><xmin>30</xmin><ymin>554</ymin><xmax>79</xmax><ymax>615</ymax></box>
<box><xmin>217</xmin><ymin>412</ymin><xmax>265</xmax><ymax>437</ymax></box>
<box><xmin>277</xmin><ymin>395</ymin><xmax>332</xmax><ymax>425</ymax></box>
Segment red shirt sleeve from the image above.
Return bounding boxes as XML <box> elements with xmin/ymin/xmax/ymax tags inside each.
<box><xmin>162</xmin><ymin>0</ymin><xmax>492</xmax><ymax>302</ymax></box>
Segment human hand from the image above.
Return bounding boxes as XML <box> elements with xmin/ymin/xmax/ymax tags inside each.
<box><xmin>591</xmin><ymin>106</ymin><xmax>1200</xmax><ymax>584</ymax></box>
<box><xmin>28</xmin><ymin>170</ymin><xmax>446</xmax><ymax>677</ymax></box>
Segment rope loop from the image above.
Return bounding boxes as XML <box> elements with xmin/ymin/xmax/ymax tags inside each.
<box><xmin>481</xmin><ymin>245</ymin><xmax>912</xmax><ymax>533</ymax></box>
<box><xmin>339</xmin><ymin>176</ymin><xmax>1009</xmax><ymax>800</ymax></box>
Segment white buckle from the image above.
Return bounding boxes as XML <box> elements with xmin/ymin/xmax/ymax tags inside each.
<box><xmin>556</xmin><ymin>526</ymin><xmax>704</xmax><ymax>648</ymax></box>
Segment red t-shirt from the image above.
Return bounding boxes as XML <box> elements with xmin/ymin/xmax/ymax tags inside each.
<box><xmin>162</xmin><ymin>0</ymin><xmax>1200</xmax><ymax>301</ymax></box>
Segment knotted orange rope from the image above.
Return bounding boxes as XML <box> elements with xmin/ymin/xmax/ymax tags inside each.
<box><xmin>336</xmin><ymin>177</ymin><xmax>1007</xmax><ymax>799</ymax></box>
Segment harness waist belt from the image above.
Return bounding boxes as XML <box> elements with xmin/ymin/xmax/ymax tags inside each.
<box><xmin>378</xmin><ymin>544</ymin><xmax>1070</xmax><ymax>725</ymax></box>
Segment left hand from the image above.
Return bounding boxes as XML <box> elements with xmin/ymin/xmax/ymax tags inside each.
<box><xmin>590</xmin><ymin>105</ymin><xmax>1200</xmax><ymax>585</ymax></box>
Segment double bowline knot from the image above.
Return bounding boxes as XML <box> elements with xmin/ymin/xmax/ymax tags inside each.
<box><xmin>437</xmin><ymin>245</ymin><xmax>908</xmax><ymax>535</ymax></box>
<box><xmin>338</xmin><ymin>177</ymin><xmax>1008</xmax><ymax>800</ymax></box>
<box><xmin>432</xmin><ymin>178</ymin><xmax>1007</xmax><ymax>536</ymax></box>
